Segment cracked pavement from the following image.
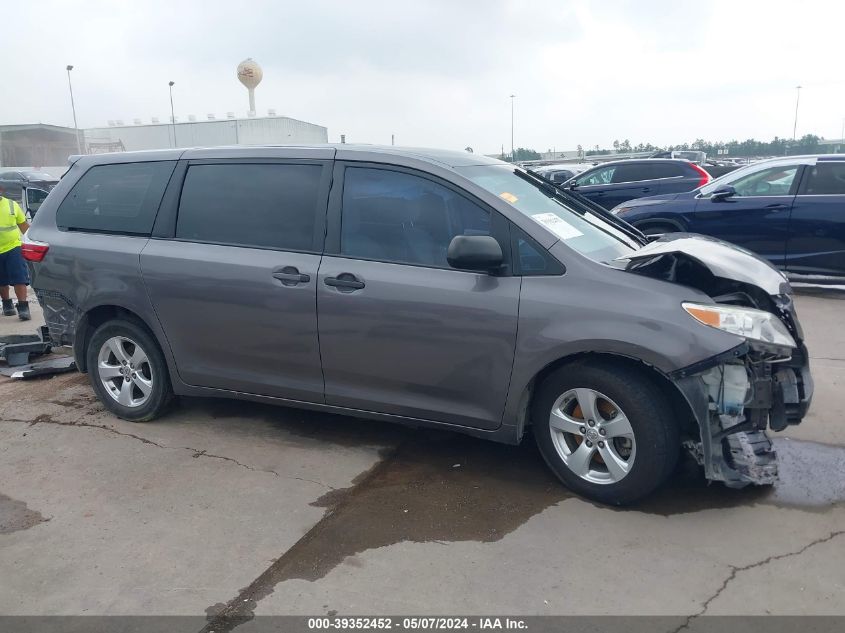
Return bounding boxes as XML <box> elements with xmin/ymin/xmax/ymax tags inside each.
<box><xmin>1</xmin><ymin>292</ymin><xmax>845</xmax><ymax>618</ymax></box>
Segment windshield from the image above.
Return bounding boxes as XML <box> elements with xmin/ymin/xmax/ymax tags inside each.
<box><xmin>23</xmin><ymin>171</ymin><xmax>55</xmax><ymax>180</ymax></box>
<box><xmin>456</xmin><ymin>164</ymin><xmax>637</xmax><ymax>263</ymax></box>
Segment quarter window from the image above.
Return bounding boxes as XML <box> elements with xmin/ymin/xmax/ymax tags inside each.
<box><xmin>176</xmin><ymin>163</ymin><xmax>322</xmax><ymax>251</ymax></box>
<box><xmin>341</xmin><ymin>167</ymin><xmax>491</xmax><ymax>268</ymax></box>
<box><xmin>513</xmin><ymin>227</ymin><xmax>564</xmax><ymax>276</ymax></box>
<box><xmin>56</xmin><ymin>161</ymin><xmax>176</xmax><ymax>234</ymax></box>
<box><xmin>802</xmin><ymin>162</ymin><xmax>845</xmax><ymax>195</ymax></box>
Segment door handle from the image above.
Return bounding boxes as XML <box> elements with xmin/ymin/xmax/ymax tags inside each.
<box><xmin>765</xmin><ymin>204</ymin><xmax>789</xmax><ymax>212</ymax></box>
<box><xmin>272</xmin><ymin>266</ymin><xmax>310</xmax><ymax>286</ymax></box>
<box><xmin>641</xmin><ymin>187</ymin><xmax>651</xmax><ymax>193</ymax></box>
<box><xmin>324</xmin><ymin>273</ymin><xmax>365</xmax><ymax>291</ymax></box>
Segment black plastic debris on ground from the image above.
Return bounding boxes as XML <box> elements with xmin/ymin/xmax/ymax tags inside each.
<box><xmin>0</xmin><ymin>328</ymin><xmax>53</xmax><ymax>366</ymax></box>
<box><xmin>0</xmin><ymin>355</ymin><xmax>76</xmax><ymax>379</ymax></box>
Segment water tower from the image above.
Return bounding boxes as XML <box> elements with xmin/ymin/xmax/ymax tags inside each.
<box><xmin>237</xmin><ymin>58</ymin><xmax>263</xmax><ymax>116</ymax></box>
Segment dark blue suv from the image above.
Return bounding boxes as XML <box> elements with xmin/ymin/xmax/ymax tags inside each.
<box><xmin>565</xmin><ymin>159</ymin><xmax>711</xmax><ymax>210</ymax></box>
<box><xmin>612</xmin><ymin>155</ymin><xmax>845</xmax><ymax>282</ymax></box>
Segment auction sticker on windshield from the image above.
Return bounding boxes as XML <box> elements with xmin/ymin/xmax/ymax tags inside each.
<box><xmin>531</xmin><ymin>212</ymin><xmax>583</xmax><ymax>240</ymax></box>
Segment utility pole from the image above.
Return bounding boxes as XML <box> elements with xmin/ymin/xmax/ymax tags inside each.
<box><xmin>66</xmin><ymin>65</ymin><xmax>82</xmax><ymax>154</ymax></box>
<box><xmin>509</xmin><ymin>94</ymin><xmax>516</xmax><ymax>161</ymax></box>
<box><xmin>169</xmin><ymin>81</ymin><xmax>177</xmax><ymax>148</ymax></box>
<box><xmin>792</xmin><ymin>85</ymin><xmax>801</xmax><ymax>141</ymax></box>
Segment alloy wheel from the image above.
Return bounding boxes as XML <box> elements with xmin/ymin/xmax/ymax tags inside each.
<box><xmin>97</xmin><ymin>336</ymin><xmax>154</xmax><ymax>408</ymax></box>
<box><xmin>548</xmin><ymin>388</ymin><xmax>636</xmax><ymax>484</ymax></box>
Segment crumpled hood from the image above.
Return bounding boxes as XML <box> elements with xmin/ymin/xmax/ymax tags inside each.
<box><xmin>616</xmin><ymin>233</ymin><xmax>791</xmax><ymax>296</ymax></box>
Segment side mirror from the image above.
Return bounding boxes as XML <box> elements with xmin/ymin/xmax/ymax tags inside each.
<box><xmin>447</xmin><ymin>235</ymin><xmax>503</xmax><ymax>273</ymax></box>
<box><xmin>710</xmin><ymin>185</ymin><xmax>736</xmax><ymax>201</ymax></box>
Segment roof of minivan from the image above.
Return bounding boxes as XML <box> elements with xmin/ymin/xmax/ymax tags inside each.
<box><xmin>72</xmin><ymin>144</ymin><xmax>505</xmax><ymax>169</ymax></box>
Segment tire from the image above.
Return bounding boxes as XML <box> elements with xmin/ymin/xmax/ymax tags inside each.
<box><xmin>86</xmin><ymin>319</ymin><xmax>173</xmax><ymax>422</ymax></box>
<box><xmin>638</xmin><ymin>222</ymin><xmax>678</xmax><ymax>237</ymax></box>
<box><xmin>532</xmin><ymin>361</ymin><xmax>679</xmax><ymax>505</ymax></box>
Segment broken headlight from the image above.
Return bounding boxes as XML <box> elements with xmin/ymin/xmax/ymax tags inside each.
<box><xmin>682</xmin><ymin>302</ymin><xmax>796</xmax><ymax>349</ymax></box>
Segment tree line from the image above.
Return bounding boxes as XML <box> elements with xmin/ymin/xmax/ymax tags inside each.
<box><xmin>504</xmin><ymin>134</ymin><xmax>830</xmax><ymax>161</ymax></box>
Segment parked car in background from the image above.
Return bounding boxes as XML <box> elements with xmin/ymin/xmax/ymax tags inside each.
<box><xmin>22</xmin><ymin>187</ymin><xmax>51</xmax><ymax>220</ymax></box>
<box><xmin>24</xmin><ymin>146</ymin><xmax>812</xmax><ymax>504</ymax></box>
<box><xmin>532</xmin><ymin>163</ymin><xmax>590</xmax><ymax>184</ymax></box>
<box><xmin>564</xmin><ymin>159</ymin><xmax>711</xmax><ymax>210</ymax></box>
<box><xmin>650</xmin><ymin>150</ymin><xmax>707</xmax><ymax>165</ymax></box>
<box><xmin>0</xmin><ymin>170</ymin><xmax>59</xmax><ymax>202</ymax></box>
<box><xmin>612</xmin><ymin>155</ymin><xmax>845</xmax><ymax>283</ymax></box>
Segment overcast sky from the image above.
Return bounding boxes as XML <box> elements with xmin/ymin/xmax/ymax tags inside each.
<box><xmin>9</xmin><ymin>0</ymin><xmax>845</xmax><ymax>153</ymax></box>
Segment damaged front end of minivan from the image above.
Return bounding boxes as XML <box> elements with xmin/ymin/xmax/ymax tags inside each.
<box><xmin>622</xmin><ymin>235</ymin><xmax>813</xmax><ymax>488</ymax></box>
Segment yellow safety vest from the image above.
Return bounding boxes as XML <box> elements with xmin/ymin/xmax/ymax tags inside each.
<box><xmin>0</xmin><ymin>197</ymin><xmax>25</xmax><ymax>254</ymax></box>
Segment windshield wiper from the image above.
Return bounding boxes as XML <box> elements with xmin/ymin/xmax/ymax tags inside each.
<box><xmin>522</xmin><ymin>169</ymin><xmax>648</xmax><ymax>246</ymax></box>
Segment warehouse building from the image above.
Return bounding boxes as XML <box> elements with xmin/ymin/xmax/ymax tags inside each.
<box><xmin>0</xmin><ymin>124</ymin><xmax>81</xmax><ymax>168</ymax></box>
<box><xmin>84</xmin><ymin>114</ymin><xmax>328</xmax><ymax>152</ymax></box>
<box><xmin>0</xmin><ymin>115</ymin><xmax>329</xmax><ymax>173</ymax></box>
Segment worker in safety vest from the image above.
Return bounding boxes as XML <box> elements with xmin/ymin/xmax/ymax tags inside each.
<box><xmin>0</xmin><ymin>189</ymin><xmax>31</xmax><ymax>320</ymax></box>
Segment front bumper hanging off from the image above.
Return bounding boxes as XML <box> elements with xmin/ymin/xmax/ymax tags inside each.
<box><xmin>671</xmin><ymin>341</ymin><xmax>813</xmax><ymax>487</ymax></box>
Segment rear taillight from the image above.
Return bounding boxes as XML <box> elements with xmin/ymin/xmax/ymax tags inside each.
<box><xmin>21</xmin><ymin>236</ymin><xmax>49</xmax><ymax>262</ymax></box>
<box><xmin>690</xmin><ymin>163</ymin><xmax>712</xmax><ymax>188</ymax></box>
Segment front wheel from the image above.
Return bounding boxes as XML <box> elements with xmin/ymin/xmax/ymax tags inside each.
<box><xmin>86</xmin><ymin>319</ymin><xmax>173</xmax><ymax>422</ymax></box>
<box><xmin>532</xmin><ymin>362</ymin><xmax>679</xmax><ymax>505</ymax></box>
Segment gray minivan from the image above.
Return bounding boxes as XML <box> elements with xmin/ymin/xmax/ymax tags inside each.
<box><xmin>24</xmin><ymin>146</ymin><xmax>813</xmax><ymax>504</ymax></box>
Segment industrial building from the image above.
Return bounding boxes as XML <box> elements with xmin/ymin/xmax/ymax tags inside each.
<box><xmin>0</xmin><ymin>124</ymin><xmax>81</xmax><ymax>168</ymax></box>
<box><xmin>0</xmin><ymin>114</ymin><xmax>328</xmax><ymax>173</ymax></box>
<box><xmin>84</xmin><ymin>115</ymin><xmax>328</xmax><ymax>152</ymax></box>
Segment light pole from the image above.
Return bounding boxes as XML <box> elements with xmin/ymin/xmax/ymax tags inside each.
<box><xmin>168</xmin><ymin>81</ymin><xmax>177</xmax><ymax>148</ymax></box>
<box><xmin>66</xmin><ymin>65</ymin><xmax>82</xmax><ymax>154</ymax></box>
<box><xmin>792</xmin><ymin>85</ymin><xmax>801</xmax><ymax>141</ymax></box>
<box><xmin>509</xmin><ymin>94</ymin><xmax>516</xmax><ymax>161</ymax></box>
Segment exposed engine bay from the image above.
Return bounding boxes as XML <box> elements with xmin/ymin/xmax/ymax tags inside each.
<box><xmin>620</xmin><ymin>234</ymin><xmax>813</xmax><ymax>487</ymax></box>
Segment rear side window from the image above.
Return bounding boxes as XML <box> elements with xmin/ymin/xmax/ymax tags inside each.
<box><xmin>651</xmin><ymin>162</ymin><xmax>688</xmax><ymax>178</ymax></box>
<box><xmin>56</xmin><ymin>161</ymin><xmax>176</xmax><ymax>234</ymax></box>
<box><xmin>341</xmin><ymin>167</ymin><xmax>491</xmax><ymax>268</ymax></box>
<box><xmin>611</xmin><ymin>163</ymin><xmax>657</xmax><ymax>183</ymax></box>
<box><xmin>176</xmin><ymin>163</ymin><xmax>322</xmax><ymax>251</ymax></box>
<box><xmin>802</xmin><ymin>162</ymin><xmax>845</xmax><ymax>195</ymax></box>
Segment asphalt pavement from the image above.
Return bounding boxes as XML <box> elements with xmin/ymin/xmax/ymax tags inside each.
<box><xmin>1</xmin><ymin>289</ymin><xmax>843</xmax><ymax>620</ymax></box>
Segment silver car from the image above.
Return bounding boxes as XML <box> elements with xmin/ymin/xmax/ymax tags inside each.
<box><xmin>23</xmin><ymin>145</ymin><xmax>813</xmax><ymax>504</ymax></box>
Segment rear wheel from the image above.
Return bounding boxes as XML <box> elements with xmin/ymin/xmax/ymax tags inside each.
<box><xmin>86</xmin><ymin>319</ymin><xmax>173</xmax><ymax>422</ymax></box>
<box><xmin>532</xmin><ymin>362</ymin><xmax>679</xmax><ymax>505</ymax></box>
